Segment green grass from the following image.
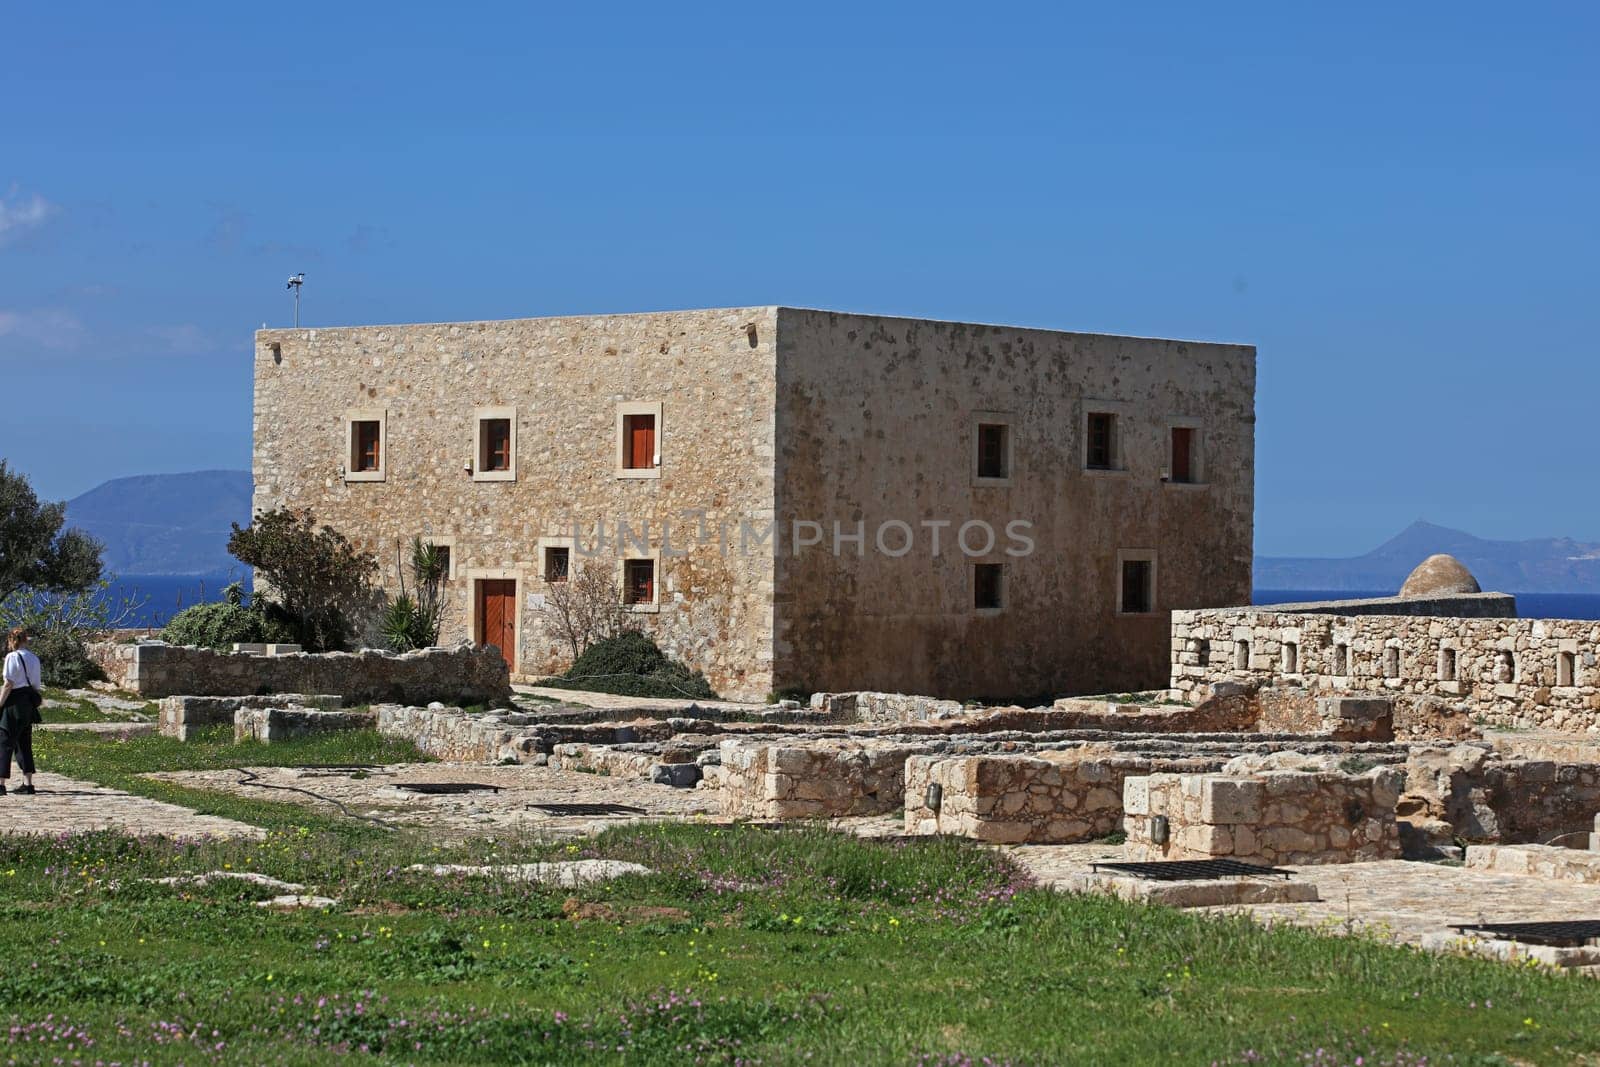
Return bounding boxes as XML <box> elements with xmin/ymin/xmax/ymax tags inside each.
<box><xmin>39</xmin><ymin>686</ymin><xmax>154</xmax><ymax>723</ymax></box>
<box><xmin>10</xmin><ymin>730</ymin><xmax>1600</xmax><ymax>1064</ymax></box>
<box><xmin>0</xmin><ymin>817</ymin><xmax>1597</xmax><ymax>1065</ymax></box>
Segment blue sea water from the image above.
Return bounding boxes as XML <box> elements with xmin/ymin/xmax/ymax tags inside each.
<box><xmin>1254</xmin><ymin>589</ymin><xmax>1600</xmax><ymax>622</ymax></box>
<box><xmin>103</xmin><ymin>574</ymin><xmax>252</xmax><ymax>628</ymax></box>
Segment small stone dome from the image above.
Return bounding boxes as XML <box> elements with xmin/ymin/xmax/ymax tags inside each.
<box><xmin>1399</xmin><ymin>554</ymin><xmax>1481</xmax><ymax>597</ymax></box>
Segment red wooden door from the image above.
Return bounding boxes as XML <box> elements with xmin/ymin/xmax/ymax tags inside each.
<box><xmin>476</xmin><ymin>579</ymin><xmax>516</xmax><ymax>671</ymax></box>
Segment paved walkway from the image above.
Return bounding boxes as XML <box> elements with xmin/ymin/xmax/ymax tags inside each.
<box><xmin>0</xmin><ymin>772</ymin><xmax>263</xmax><ymax>839</ymax></box>
<box><xmin>514</xmin><ymin>685</ymin><xmax>765</xmax><ymax>713</ymax></box>
<box><xmin>1007</xmin><ymin>843</ymin><xmax>1600</xmax><ymax>947</ymax></box>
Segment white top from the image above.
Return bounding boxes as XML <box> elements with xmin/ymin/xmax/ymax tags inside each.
<box><xmin>3</xmin><ymin>650</ymin><xmax>41</xmax><ymax>690</ymax></box>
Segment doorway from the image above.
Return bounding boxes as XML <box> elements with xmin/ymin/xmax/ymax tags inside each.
<box><xmin>475</xmin><ymin>578</ymin><xmax>517</xmax><ymax>672</ymax></box>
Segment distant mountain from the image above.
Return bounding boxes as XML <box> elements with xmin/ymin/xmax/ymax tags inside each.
<box><xmin>65</xmin><ymin>470</ymin><xmax>251</xmax><ymax>576</ymax></box>
<box><xmin>1256</xmin><ymin>521</ymin><xmax>1600</xmax><ymax>594</ymax></box>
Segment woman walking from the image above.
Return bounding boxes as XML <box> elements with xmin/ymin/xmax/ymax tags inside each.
<box><xmin>0</xmin><ymin>627</ymin><xmax>43</xmax><ymax>796</ymax></box>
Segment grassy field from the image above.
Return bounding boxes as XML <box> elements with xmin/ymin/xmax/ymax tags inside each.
<box><xmin>4</xmin><ymin>699</ymin><xmax>1600</xmax><ymax>1065</ymax></box>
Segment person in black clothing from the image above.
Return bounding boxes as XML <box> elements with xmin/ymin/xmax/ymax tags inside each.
<box><xmin>0</xmin><ymin>627</ymin><xmax>44</xmax><ymax>796</ymax></box>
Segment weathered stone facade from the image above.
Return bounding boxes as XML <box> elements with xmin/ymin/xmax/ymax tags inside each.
<box><xmin>1171</xmin><ymin>608</ymin><xmax>1600</xmax><ymax>732</ymax></box>
<box><xmin>92</xmin><ymin>641</ymin><xmax>508</xmax><ymax>705</ymax></box>
<box><xmin>255</xmin><ymin>308</ymin><xmax>1254</xmax><ymax>701</ymax></box>
<box><xmin>1124</xmin><ymin>753</ymin><xmax>1403</xmax><ymax>865</ymax></box>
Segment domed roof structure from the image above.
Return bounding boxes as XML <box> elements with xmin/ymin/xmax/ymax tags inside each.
<box><xmin>1399</xmin><ymin>554</ymin><xmax>1481</xmax><ymax>597</ymax></box>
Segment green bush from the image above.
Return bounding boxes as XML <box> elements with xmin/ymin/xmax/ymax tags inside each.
<box><xmin>160</xmin><ymin>600</ymin><xmax>285</xmax><ymax>650</ymax></box>
<box><xmin>538</xmin><ymin>632</ymin><xmax>718</xmax><ymax>700</ymax></box>
<box><xmin>27</xmin><ymin>622</ymin><xmax>100</xmax><ymax>688</ymax></box>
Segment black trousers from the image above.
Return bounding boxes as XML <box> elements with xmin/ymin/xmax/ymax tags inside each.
<box><xmin>0</xmin><ymin>721</ymin><xmax>34</xmax><ymax>778</ymax></box>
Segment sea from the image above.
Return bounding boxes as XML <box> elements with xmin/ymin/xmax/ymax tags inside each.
<box><xmin>1254</xmin><ymin>590</ymin><xmax>1600</xmax><ymax>622</ymax></box>
<box><xmin>102</xmin><ymin>574</ymin><xmax>253</xmax><ymax>628</ymax></box>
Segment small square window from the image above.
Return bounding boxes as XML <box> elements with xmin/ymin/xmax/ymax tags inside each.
<box><xmin>974</xmin><ymin>563</ymin><xmax>1004</xmax><ymax>611</ymax></box>
<box><xmin>544</xmin><ymin>546</ymin><xmax>570</xmax><ymax>583</ymax></box>
<box><xmin>623</xmin><ymin>559</ymin><xmax>655</xmax><ymax>605</ymax></box>
<box><xmin>1283</xmin><ymin>641</ymin><xmax>1300</xmax><ymax>674</ymax></box>
<box><xmin>1119</xmin><ymin>557</ymin><xmax>1153</xmax><ymax>614</ymax></box>
<box><xmin>1438</xmin><ymin>648</ymin><xmax>1457</xmax><ymax>683</ymax></box>
<box><xmin>1559</xmin><ymin>651</ymin><xmax>1577</xmax><ymax>687</ymax></box>
<box><xmin>351</xmin><ymin>420</ymin><xmax>381</xmax><ymax>472</ymax></box>
<box><xmin>432</xmin><ymin>545</ymin><xmax>452</xmax><ymax>581</ymax></box>
<box><xmin>480</xmin><ymin>419</ymin><xmax>512</xmax><ymax>472</ymax></box>
<box><xmin>976</xmin><ymin>424</ymin><xmax>1009</xmax><ymax>480</ymax></box>
<box><xmin>1169</xmin><ymin>426</ymin><xmax>1201</xmax><ymax>484</ymax></box>
<box><xmin>1087</xmin><ymin>412</ymin><xmax>1117</xmax><ymax>470</ymax></box>
<box><xmin>1383</xmin><ymin>646</ymin><xmax>1400</xmax><ymax>678</ymax></box>
<box><xmin>1235</xmin><ymin>639</ymin><xmax>1250</xmax><ymax>669</ymax></box>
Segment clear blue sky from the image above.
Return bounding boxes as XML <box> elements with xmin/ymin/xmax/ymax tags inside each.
<box><xmin>1</xmin><ymin>3</ymin><xmax>1594</xmax><ymax>557</ymax></box>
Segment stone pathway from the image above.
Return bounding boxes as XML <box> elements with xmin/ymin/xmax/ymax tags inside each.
<box><xmin>1006</xmin><ymin>843</ymin><xmax>1600</xmax><ymax>949</ymax></box>
<box><xmin>514</xmin><ymin>685</ymin><xmax>764</xmax><ymax>713</ymax></box>
<box><xmin>0</xmin><ymin>772</ymin><xmax>263</xmax><ymax>839</ymax></box>
<box><xmin>152</xmin><ymin>761</ymin><xmax>717</xmax><ymax>839</ymax></box>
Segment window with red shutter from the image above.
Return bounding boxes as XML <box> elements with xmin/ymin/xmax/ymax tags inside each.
<box><xmin>1170</xmin><ymin>427</ymin><xmax>1194</xmax><ymax>483</ymax></box>
<box><xmin>624</xmin><ymin>414</ymin><xmax>656</xmax><ymax>470</ymax></box>
<box><xmin>623</xmin><ymin>559</ymin><xmax>654</xmax><ymax>605</ymax></box>
<box><xmin>481</xmin><ymin>419</ymin><xmax>512</xmax><ymax>472</ymax></box>
<box><xmin>352</xmin><ymin>420</ymin><xmax>381</xmax><ymax>472</ymax></box>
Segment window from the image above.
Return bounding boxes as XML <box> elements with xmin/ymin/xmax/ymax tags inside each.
<box><xmin>1332</xmin><ymin>643</ymin><xmax>1349</xmax><ymax>676</ymax></box>
<box><xmin>1283</xmin><ymin>641</ymin><xmax>1299</xmax><ymax>674</ymax></box>
<box><xmin>1086</xmin><ymin>412</ymin><xmax>1117</xmax><ymax>470</ymax></box>
<box><xmin>973</xmin><ymin>563</ymin><xmax>1004</xmax><ymax>611</ymax></box>
<box><xmin>352</xmin><ymin>421</ymin><xmax>381</xmax><ymax>472</ymax></box>
<box><xmin>544</xmin><ymin>546</ymin><xmax>570</xmax><ymax>583</ymax></box>
<box><xmin>976</xmin><ymin>423</ymin><xmax>1010</xmax><ymax>481</ymax></box>
<box><xmin>1117</xmin><ymin>553</ymin><xmax>1154</xmax><ymax>614</ymax></box>
<box><xmin>623</xmin><ymin>558</ymin><xmax>655</xmax><ymax>606</ymax></box>
<box><xmin>344</xmin><ymin>409</ymin><xmax>386</xmax><ymax>482</ymax></box>
<box><xmin>1235</xmin><ymin>640</ymin><xmax>1250</xmax><ymax>670</ymax></box>
<box><xmin>1383</xmin><ymin>646</ymin><xmax>1400</xmax><ymax>678</ymax></box>
<box><xmin>432</xmin><ymin>545</ymin><xmax>452</xmax><ymax>581</ymax></box>
<box><xmin>1167</xmin><ymin>425</ymin><xmax>1207</xmax><ymax>485</ymax></box>
<box><xmin>472</xmin><ymin>407</ymin><xmax>517</xmax><ymax>481</ymax></box>
<box><xmin>1438</xmin><ymin>648</ymin><xmax>1457</xmax><ymax>683</ymax></box>
<box><xmin>617</xmin><ymin>401</ymin><xmax>664</xmax><ymax>479</ymax></box>
<box><xmin>1559</xmin><ymin>651</ymin><xmax>1577</xmax><ymax>687</ymax></box>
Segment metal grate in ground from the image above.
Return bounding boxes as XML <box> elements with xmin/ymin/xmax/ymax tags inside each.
<box><xmin>531</xmin><ymin>802</ymin><xmax>648</xmax><ymax>817</ymax></box>
<box><xmin>1449</xmin><ymin>920</ymin><xmax>1600</xmax><ymax>947</ymax></box>
<box><xmin>1090</xmin><ymin>859</ymin><xmax>1294</xmax><ymax>882</ymax></box>
<box><xmin>394</xmin><ymin>782</ymin><xmax>502</xmax><ymax>795</ymax></box>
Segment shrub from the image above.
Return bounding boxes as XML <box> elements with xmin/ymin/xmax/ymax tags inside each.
<box><xmin>227</xmin><ymin>508</ymin><xmax>376</xmax><ymax>651</ymax></box>
<box><xmin>538</xmin><ymin>632</ymin><xmax>718</xmax><ymax>700</ymax></box>
<box><xmin>161</xmin><ymin>599</ymin><xmax>290</xmax><ymax>651</ymax></box>
<box><xmin>382</xmin><ymin>539</ymin><xmax>447</xmax><ymax>652</ymax></box>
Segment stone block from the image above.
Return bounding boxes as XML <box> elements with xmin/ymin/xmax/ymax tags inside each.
<box><xmin>1200</xmin><ymin>778</ymin><xmax>1263</xmax><ymax>824</ymax></box>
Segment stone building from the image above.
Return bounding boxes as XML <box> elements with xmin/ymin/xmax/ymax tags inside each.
<box><xmin>253</xmin><ymin>307</ymin><xmax>1255</xmax><ymax>701</ymax></box>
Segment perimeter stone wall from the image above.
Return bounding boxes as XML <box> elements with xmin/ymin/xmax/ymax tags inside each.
<box><xmin>1171</xmin><ymin>609</ymin><xmax>1600</xmax><ymax>732</ymax></box>
<box><xmin>88</xmin><ymin>642</ymin><xmax>509</xmax><ymax>706</ymax></box>
<box><xmin>1124</xmin><ymin>753</ymin><xmax>1403</xmax><ymax>865</ymax></box>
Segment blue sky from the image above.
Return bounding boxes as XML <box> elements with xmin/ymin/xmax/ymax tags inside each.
<box><xmin>1</xmin><ymin>2</ymin><xmax>1594</xmax><ymax>557</ymax></box>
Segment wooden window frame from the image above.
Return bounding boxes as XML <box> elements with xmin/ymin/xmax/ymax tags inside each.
<box><xmin>1165</xmin><ymin>419</ymin><xmax>1206</xmax><ymax>487</ymax></box>
<box><xmin>972</xmin><ymin>411</ymin><xmax>1014</xmax><ymax>487</ymax></box>
<box><xmin>616</xmin><ymin>401</ymin><xmax>663</xmax><ymax>480</ymax></box>
<box><xmin>621</xmin><ymin>554</ymin><xmax>660</xmax><ymax>612</ymax></box>
<box><xmin>344</xmin><ymin>408</ymin><xmax>387</xmax><ymax>483</ymax></box>
<box><xmin>1082</xmin><ymin>400</ymin><xmax>1130</xmax><ymax>475</ymax></box>
<box><xmin>471</xmin><ymin>407</ymin><xmax>517</xmax><ymax>482</ymax></box>
<box><xmin>1115</xmin><ymin>549</ymin><xmax>1157</xmax><ymax>616</ymax></box>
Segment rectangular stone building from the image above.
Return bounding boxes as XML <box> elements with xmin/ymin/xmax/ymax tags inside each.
<box><xmin>253</xmin><ymin>307</ymin><xmax>1255</xmax><ymax>701</ymax></box>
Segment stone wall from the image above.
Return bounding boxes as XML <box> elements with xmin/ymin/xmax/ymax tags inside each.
<box><xmin>255</xmin><ymin>309</ymin><xmax>779</xmax><ymax>700</ymax></box>
<box><xmin>235</xmin><ymin>707</ymin><xmax>375</xmax><ymax>743</ymax></box>
<box><xmin>159</xmin><ymin>693</ymin><xmax>343</xmax><ymax>741</ymax></box>
<box><xmin>904</xmin><ymin>749</ymin><xmax>1217</xmax><ymax>844</ymax></box>
<box><xmin>94</xmin><ymin>642</ymin><xmax>509</xmax><ymax>705</ymax></box>
<box><xmin>717</xmin><ymin>738</ymin><xmax>917</xmax><ymax>819</ymax></box>
<box><xmin>1251</xmin><ymin>593</ymin><xmax>1517</xmax><ymax>619</ymax></box>
<box><xmin>1125</xmin><ymin>753</ymin><xmax>1403</xmax><ymax>865</ymax></box>
<box><xmin>1171</xmin><ymin>608</ymin><xmax>1600</xmax><ymax>732</ymax></box>
<box><xmin>773</xmin><ymin>309</ymin><xmax>1255</xmax><ymax>700</ymax></box>
<box><xmin>1402</xmin><ymin>743</ymin><xmax>1600</xmax><ymax>845</ymax></box>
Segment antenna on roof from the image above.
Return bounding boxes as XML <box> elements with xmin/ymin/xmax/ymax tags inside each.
<box><xmin>286</xmin><ymin>273</ymin><xmax>305</xmax><ymax>327</ymax></box>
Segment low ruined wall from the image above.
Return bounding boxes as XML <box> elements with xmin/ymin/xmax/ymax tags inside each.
<box><xmin>904</xmin><ymin>750</ymin><xmax>1218</xmax><ymax>844</ymax></box>
<box><xmin>159</xmin><ymin>693</ymin><xmax>343</xmax><ymax>741</ymax></box>
<box><xmin>234</xmin><ymin>707</ymin><xmax>375</xmax><ymax>743</ymax></box>
<box><xmin>89</xmin><ymin>642</ymin><xmax>510</xmax><ymax>706</ymax></box>
<box><xmin>1253</xmin><ymin>593</ymin><xmax>1516</xmax><ymax>618</ymax></box>
<box><xmin>1172</xmin><ymin>608</ymin><xmax>1600</xmax><ymax>732</ymax></box>
<box><xmin>1125</xmin><ymin>754</ymin><xmax>1403</xmax><ymax>865</ymax></box>
<box><xmin>809</xmin><ymin>691</ymin><xmax>967</xmax><ymax>723</ymax></box>
<box><xmin>718</xmin><ymin>739</ymin><xmax>916</xmax><ymax>819</ymax></box>
<box><xmin>1403</xmin><ymin>743</ymin><xmax>1600</xmax><ymax>845</ymax></box>
<box><xmin>1465</xmin><ymin>844</ymin><xmax>1600</xmax><ymax>884</ymax></box>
